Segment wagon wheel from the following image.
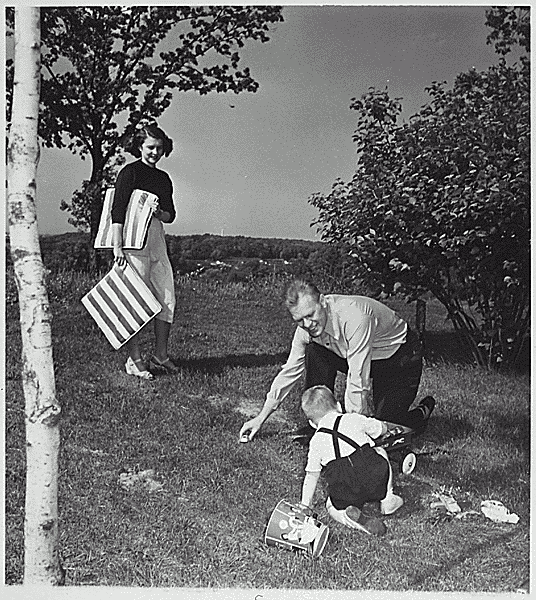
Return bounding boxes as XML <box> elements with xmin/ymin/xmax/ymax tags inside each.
<box><xmin>401</xmin><ymin>451</ymin><xmax>417</xmax><ymax>475</ymax></box>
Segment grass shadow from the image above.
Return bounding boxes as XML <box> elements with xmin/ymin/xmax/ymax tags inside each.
<box><xmin>423</xmin><ymin>330</ymin><xmax>531</xmax><ymax>375</ymax></box>
<box><xmin>177</xmin><ymin>351</ymin><xmax>289</xmax><ymax>374</ymax></box>
<box><xmin>407</xmin><ymin>527</ymin><xmax>525</xmax><ymax>590</ymax></box>
<box><xmin>486</xmin><ymin>409</ymin><xmax>531</xmax><ymax>455</ymax></box>
<box><xmin>422</xmin><ymin>330</ymin><xmax>474</xmax><ymax>366</ymax></box>
<box><xmin>419</xmin><ymin>414</ymin><xmax>475</xmax><ymax>445</ymax></box>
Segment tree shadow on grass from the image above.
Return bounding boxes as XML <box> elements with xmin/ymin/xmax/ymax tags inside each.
<box><xmin>461</xmin><ymin>463</ymin><xmax>529</xmax><ymax>498</ymax></box>
<box><xmin>420</xmin><ymin>409</ymin><xmax>529</xmax><ymax>465</ymax></box>
<box><xmin>419</xmin><ymin>414</ymin><xmax>475</xmax><ymax>446</ymax></box>
<box><xmin>423</xmin><ymin>330</ymin><xmax>474</xmax><ymax>366</ymax></box>
<box><xmin>177</xmin><ymin>351</ymin><xmax>289</xmax><ymax>374</ymax></box>
<box><xmin>485</xmin><ymin>409</ymin><xmax>530</xmax><ymax>455</ymax></box>
<box><xmin>423</xmin><ymin>330</ymin><xmax>531</xmax><ymax>374</ymax></box>
<box><xmin>407</xmin><ymin>527</ymin><xmax>525</xmax><ymax>590</ymax></box>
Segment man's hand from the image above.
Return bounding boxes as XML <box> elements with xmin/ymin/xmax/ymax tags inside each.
<box><xmin>239</xmin><ymin>415</ymin><xmax>265</xmax><ymax>443</ymax></box>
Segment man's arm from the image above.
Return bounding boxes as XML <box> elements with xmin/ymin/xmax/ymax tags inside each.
<box><xmin>343</xmin><ymin>311</ymin><xmax>375</xmax><ymax>413</ymax></box>
<box><xmin>239</xmin><ymin>327</ymin><xmax>308</xmax><ymax>441</ymax></box>
<box><xmin>238</xmin><ymin>395</ymin><xmax>281</xmax><ymax>441</ymax></box>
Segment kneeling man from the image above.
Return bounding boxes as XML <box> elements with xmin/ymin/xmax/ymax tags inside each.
<box><xmin>239</xmin><ymin>279</ymin><xmax>435</xmax><ymax>441</ymax></box>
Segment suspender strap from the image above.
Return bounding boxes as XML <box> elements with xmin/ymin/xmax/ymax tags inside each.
<box><xmin>333</xmin><ymin>415</ymin><xmax>342</xmax><ymax>459</ymax></box>
<box><xmin>317</xmin><ymin>415</ymin><xmax>362</xmax><ymax>459</ymax></box>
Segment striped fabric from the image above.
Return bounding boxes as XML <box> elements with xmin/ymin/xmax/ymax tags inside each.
<box><xmin>81</xmin><ymin>263</ymin><xmax>162</xmax><ymax>349</ymax></box>
<box><xmin>94</xmin><ymin>188</ymin><xmax>157</xmax><ymax>249</ymax></box>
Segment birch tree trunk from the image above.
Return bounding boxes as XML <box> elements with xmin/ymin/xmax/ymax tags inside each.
<box><xmin>7</xmin><ymin>6</ymin><xmax>64</xmax><ymax>585</ymax></box>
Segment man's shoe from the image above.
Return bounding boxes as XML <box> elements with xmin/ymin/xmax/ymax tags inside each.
<box><xmin>417</xmin><ymin>395</ymin><xmax>436</xmax><ymax>420</ymax></box>
<box><xmin>345</xmin><ymin>506</ymin><xmax>387</xmax><ymax>536</ymax></box>
<box><xmin>291</xmin><ymin>423</ymin><xmax>316</xmax><ymax>441</ymax></box>
<box><xmin>413</xmin><ymin>396</ymin><xmax>436</xmax><ymax>436</ymax></box>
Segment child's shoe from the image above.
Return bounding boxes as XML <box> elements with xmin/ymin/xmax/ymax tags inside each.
<box><xmin>345</xmin><ymin>506</ymin><xmax>387</xmax><ymax>536</ymax></box>
<box><xmin>381</xmin><ymin>493</ymin><xmax>404</xmax><ymax>515</ymax></box>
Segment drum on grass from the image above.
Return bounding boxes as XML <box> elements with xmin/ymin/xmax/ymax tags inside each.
<box><xmin>265</xmin><ymin>500</ymin><xmax>329</xmax><ymax>558</ymax></box>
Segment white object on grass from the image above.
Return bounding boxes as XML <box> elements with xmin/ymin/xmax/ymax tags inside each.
<box><xmin>481</xmin><ymin>499</ymin><xmax>519</xmax><ymax>523</ymax></box>
<box><xmin>430</xmin><ymin>493</ymin><xmax>461</xmax><ymax>514</ymax></box>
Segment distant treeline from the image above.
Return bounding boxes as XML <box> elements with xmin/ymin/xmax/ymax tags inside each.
<box><xmin>6</xmin><ymin>231</ymin><xmax>360</xmax><ymax>291</ymax></box>
<box><xmin>167</xmin><ymin>233</ymin><xmax>321</xmax><ymax>262</ymax></box>
<box><xmin>27</xmin><ymin>232</ymin><xmax>320</xmax><ymax>268</ymax></box>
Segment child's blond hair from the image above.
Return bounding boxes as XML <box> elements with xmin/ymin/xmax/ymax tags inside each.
<box><xmin>301</xmin><ymin>385</ymin><xmax>339</xmax><ymax>423</ymax></box>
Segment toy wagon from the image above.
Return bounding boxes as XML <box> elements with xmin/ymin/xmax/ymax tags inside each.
<box><xmin>375</xmin><ymin>423</ymin><xmax>417</xmax><ymax>475</ymax></box>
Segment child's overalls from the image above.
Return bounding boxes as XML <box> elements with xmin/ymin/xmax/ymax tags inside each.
<box><xmin>318</xmin><ymin>415</ymin><xmax>389</xmax><ymax>511</ymax></box>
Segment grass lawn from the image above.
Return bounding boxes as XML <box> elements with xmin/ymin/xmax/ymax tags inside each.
<box><xmin>4</xmin><ymin>272</ymin><xmax>531</xmax><ymax>591</ymax></box>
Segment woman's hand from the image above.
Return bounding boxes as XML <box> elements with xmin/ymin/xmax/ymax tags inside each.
<box><xmin>111</xmin><ymin>223</ymin><xmax>126</xmax><ymax>267</ymax></box>
<box><xmin>153</xmin><ymin>207</ymin><xmax>170</xmax><ymax>222</ymax></box>
<box><xmin>113</xmin><ymin>247</ymin><xmax>127</xmax><ymax>268</ymax></box>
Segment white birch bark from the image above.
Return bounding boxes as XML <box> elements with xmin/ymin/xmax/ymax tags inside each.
<box><xmin>7</xmin><ymin>6</ymin><xmax>64</xmax><ymax>585</ymax></box>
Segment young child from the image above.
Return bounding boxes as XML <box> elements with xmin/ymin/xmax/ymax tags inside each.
<box><xmin>299</xmin><ymin>385</ymin><xmax>404</xmax><ymax>536</ymax></box>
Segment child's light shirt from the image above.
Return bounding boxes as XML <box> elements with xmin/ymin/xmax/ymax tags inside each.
<box><xmin>305</xmin><ymin>411</ymin><xmax>385</xmax><ymax>473</ymax></box>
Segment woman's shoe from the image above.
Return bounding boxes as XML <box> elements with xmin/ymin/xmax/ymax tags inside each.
<box><xmin>125</xmin><ymin>357</ymin><xmax>154</xmax><ymax>380</ymax></box>
<box><xmin>150</xmin><ymin>355</ymin><xmax>179</xmax><ymax>373</ymax></box>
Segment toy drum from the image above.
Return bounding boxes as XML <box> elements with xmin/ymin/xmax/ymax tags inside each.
<box><xmin>265</xmin><ymin>500</ymin><xmax>329</xmax><ymax>558</ymax></box>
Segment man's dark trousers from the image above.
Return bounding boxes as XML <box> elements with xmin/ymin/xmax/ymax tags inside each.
<box><xmin>304</xmin><ymin>330</ymin><xmax>424</xmax><ymax>429</ymax></box>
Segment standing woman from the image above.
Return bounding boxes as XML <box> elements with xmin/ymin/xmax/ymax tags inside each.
<box><xmin>112</xmin><ymin>124</ymin><xmax>178</xmax><ymax>379</ymax></box>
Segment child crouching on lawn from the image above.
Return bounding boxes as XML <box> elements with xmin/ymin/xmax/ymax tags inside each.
<box><xmin>300</xmin><ymin>385</ymin><xmax>404</xmax><ymax>536</ymax></box>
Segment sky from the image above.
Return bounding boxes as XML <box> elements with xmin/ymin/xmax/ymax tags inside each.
<box><xmin>33</xmin><ymin>4</ymin><xmax>516</xmax><ymax>241</ymax></box>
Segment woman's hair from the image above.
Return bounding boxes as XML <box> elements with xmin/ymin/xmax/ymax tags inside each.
<box><xmin>123</xmin><ymin>123</ymin><xmax>173</xmax><ymax>158</ymax></box>
<box><xmin>301</xmin><ymin>385</ymin><xmax>338</xmax><ymax>421</ymax></box>
<box><xmin>284</xmin><ymin>279</ymin><xmax>320</xmax><ymax>309</ymax></box>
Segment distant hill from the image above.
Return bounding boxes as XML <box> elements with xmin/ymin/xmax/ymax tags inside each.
<box><xmin>7</xmin><ymin>231</ymin><xmax>326</xmax><ymax>273</ymax></box>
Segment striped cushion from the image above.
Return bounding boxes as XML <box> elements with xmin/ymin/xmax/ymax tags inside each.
<box><xmin>94</xmin><ymin>188</ymin><xmax>157</xmax><ymax>249</ymax></box>
<box><xmin>81</xmin><ymin>264</ymin><xmax>162</xmax><ymax>349</ymax></box>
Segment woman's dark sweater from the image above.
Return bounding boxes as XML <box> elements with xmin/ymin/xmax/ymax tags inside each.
<box><xmin>112</xmin><ymin>160</ymin><xmax>176</xmax><ymax>224</ymax></box>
